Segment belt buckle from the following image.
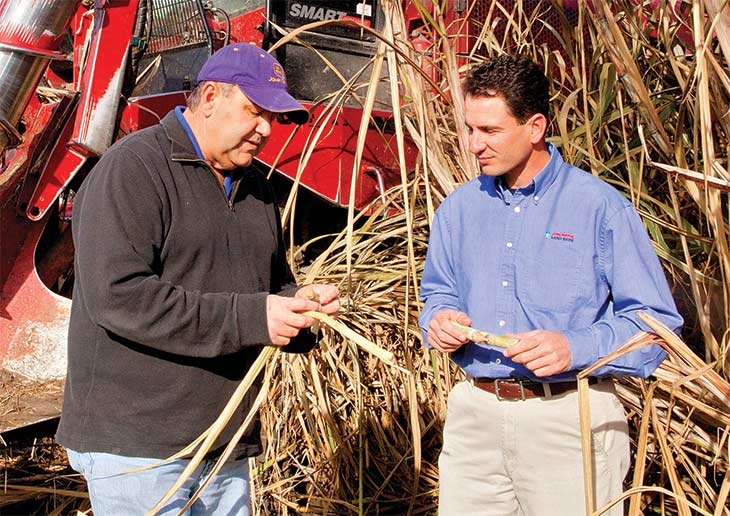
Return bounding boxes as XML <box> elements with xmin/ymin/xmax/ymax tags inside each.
<box><xmin>494</xmin><ymin>379</ymin><xmax>526</xmax><ymax>401</ymax></box>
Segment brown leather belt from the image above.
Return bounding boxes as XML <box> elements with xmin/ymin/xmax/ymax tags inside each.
<box><xmin>472</xmin><ymin>377</ymin><xmax>598</xmax><ymax>400</ymax></box>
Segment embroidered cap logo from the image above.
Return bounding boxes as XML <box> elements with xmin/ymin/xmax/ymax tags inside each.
<box><xmin>270</xmin><ymin>63</ymin><xmax>286</xmax><ymax>85</ymax></box>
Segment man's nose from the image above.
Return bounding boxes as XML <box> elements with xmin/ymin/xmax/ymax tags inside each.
<box><xmin>257</xmin><ymin>116</ymin><xmax>272</xmax><ymax>138</ymax></box>
<box><xmin>469</xmin><ymin>132</ymin><xmax>485</xmax><ymax>154</ymax></box>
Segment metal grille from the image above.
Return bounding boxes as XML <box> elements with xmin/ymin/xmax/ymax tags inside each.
<box><xmin>471</xmin><ymin>0</ymin><xmax>582</xmax><ymax>54</ymax></box>
<box><xmin>147</xmin><ymin>0</ymin><xmax>208</xmax><ymax>54</ymax></box>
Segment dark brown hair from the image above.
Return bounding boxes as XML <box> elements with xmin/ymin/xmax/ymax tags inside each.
<box><xmin>463</xmin><ymin>54</ymin><xmax>550</xmax><ymax>123</ymax></box>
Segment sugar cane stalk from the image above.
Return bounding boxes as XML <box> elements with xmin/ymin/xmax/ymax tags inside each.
<box><xmin>450</xmin><ymin>321</ymin><xmax>518</xmax><ymax>349</ymax></box>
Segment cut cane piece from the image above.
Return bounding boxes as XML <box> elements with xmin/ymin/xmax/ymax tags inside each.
<box><xmin>450</xmin><ymin>321</ymin><xmax>518</xmax><ymax>349</ymax></box>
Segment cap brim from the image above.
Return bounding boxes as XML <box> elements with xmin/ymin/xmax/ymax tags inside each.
<box><xmin>239</xmin><ymin>85</ymin><xmax>310</xmax><ymax>125</ymax></box>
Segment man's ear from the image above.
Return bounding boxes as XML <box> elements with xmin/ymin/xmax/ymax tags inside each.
<box><xmin>527</xmin><ymin>113</ymin><xmax>548</xmax><ymax>144</ymax></box>
<box><xmin>200</xmin><ymin>82</ymin><xmax>219</xmax><ymax>117</ymax></box>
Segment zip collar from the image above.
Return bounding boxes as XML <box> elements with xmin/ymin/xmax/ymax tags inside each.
<box><xmin>161</xmin><ymin>109</ymin><xmax>206</xmax><ymax>164</ymax></box>
<box><xmin>160</xmin><ymin>108</ymin><xmax>248</xmax><ymax>206</ymax></box>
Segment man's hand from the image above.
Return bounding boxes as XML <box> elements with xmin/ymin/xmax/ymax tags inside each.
<box><xmin>266</xmin><ymin>295</ymin><xmax>321</xmax><ymax>347</ymax></box>
<box><xmin>295</xmin><ymin>284</ymin><xmax>340</xmax><ymax>317</ymax></box>
<box><xmin>428</xmin><ymin>310</ymin><xmax>472</xmax><ymax>353</ymax></box>
<box><xmin>502</xmin><ymin>330</ymin><xmax>572</xmax><ymax>377</ymax></box>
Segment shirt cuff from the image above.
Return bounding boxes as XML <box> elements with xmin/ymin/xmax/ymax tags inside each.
<box><xmin>420</xmin><ymin>327</ymin><xmax>433</xmax><ymax>349</ymax></box>
<box><xmin>563</xmin><ymin>326</ymin><xmax>597</xmax><ymax>371</ymax></box>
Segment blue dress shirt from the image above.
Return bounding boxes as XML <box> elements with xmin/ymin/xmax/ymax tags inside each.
<box><xmin>419</xmin><ymin>144</ymin><xmax>683</xmax><ymax>380</ymax></box>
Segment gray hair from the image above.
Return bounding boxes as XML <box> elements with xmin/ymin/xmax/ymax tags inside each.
<box><xmin>186</xmin><ymin>81</ymin><xmax>235</xmax><ymax>110</ymax></box>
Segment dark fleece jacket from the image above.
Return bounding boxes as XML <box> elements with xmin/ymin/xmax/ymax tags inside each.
<box><xmin>57</xmin><ymin>111</ymin><xmax>314</xmax><ymax>458</ymax></box>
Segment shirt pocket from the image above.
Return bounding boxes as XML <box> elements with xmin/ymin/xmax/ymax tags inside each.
<box><xmin>514</xmin><ymin>244</ymin><xmax>583</xmax><ymax>313</ymax></box>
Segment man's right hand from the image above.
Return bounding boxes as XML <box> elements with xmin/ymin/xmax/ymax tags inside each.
<box><xmin>266</xmin><ymin>295</ymin><xmax>321</xmax><ymax>346</ymax></box>
<box><xmin>428</xmin><ymin>310</ymin><xmax>472</xmax><ymax>353</ymax></box>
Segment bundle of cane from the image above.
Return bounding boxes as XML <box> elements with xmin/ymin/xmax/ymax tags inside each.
<box><xmin>146</xmin><ymin>310</ymin><xmax>404</xmax><ymax>515</ymax></box>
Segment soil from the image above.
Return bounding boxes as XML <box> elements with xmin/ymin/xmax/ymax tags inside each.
<box><xmin>0</xmin><ymin>370</ymin><xmax>64</xmax><ymax>433</ymax></box>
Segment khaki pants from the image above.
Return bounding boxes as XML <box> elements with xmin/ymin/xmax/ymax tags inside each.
<box><xmin>438</xmin><ymin>380</ymin><xmax>630</xmax><ymax>516</ymax></box>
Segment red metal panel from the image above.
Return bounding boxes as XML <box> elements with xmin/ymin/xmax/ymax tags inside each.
<box><xmin>119</xmin><ymin>92</ymin><xmax>189</xmax><ymax>133</ymax></box>
<box><xmin>26</xmin><ymin>109</ymin><xmax>86</xmax><ymax>221</ymax></box>
<box><xmin>1</xmin><ymin>98</ymin><xmax>62</xmax><ymax>276</ymax></box>
<box><xmin>257</xmin><ymin>104</ymin><xmax>418</xmax><ymax>210</ymax></box>
<box><xmin>226</xmin><ymin>7</ymin><xmax>265</xmax><ymax>46</ymax></box>
<box><xmin>26</xmin><ymin>0</ymin><xmax>143</xmax><ymax>221</ymax></box>
<box><xmin>69</xmin><ymin>0</ymin><xmax>141</xmax><ymax>157</ymax></box>
<box><xmin>0</xmin><ymin>217</ymin><xmax>71</xmax><ymax>381</ymax></box>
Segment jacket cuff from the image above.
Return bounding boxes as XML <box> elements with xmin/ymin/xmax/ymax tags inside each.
<box><xmin>236</xmin><ymin>291</ymin><xmax>272</xmax><ymax>346</ymax></box>
<box><xmin>279</xmin><ymin>285</ymin><xmax>300</xmax><ymax>298</ymax></box>
<box><xmin>282</xmin><ymin>330</ymin><xmax>318</xmax><ymax>354</ymax></box>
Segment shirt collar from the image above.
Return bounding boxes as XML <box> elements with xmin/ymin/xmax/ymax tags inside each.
<box><xmin>493</xmin><ymin>142</ymin><xmax>563</xmax><ymax>205</ymax></box>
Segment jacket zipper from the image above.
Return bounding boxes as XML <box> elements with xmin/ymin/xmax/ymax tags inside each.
<box><xmin>204</xmin><ymin>164</ymin><xmax>236</xmax><ymax>211</ymax></box>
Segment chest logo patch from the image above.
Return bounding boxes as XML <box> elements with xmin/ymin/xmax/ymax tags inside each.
<box><xmin>545</xmin><ymin>231</ymin><xmax>575</xmax><ymax>242</ymax></box>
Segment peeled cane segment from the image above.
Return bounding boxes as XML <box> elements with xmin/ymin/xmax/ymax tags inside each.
<box><xmin>450</xmin><ymin>321</ymin><xmax>518</xmax><ymax>349</ymax></box>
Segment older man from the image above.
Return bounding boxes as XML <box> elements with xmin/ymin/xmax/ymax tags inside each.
<box><xmin>57</xmin><ymin>43</ymin><xmax>339</xmax><ymax>515</ymax></box>
<box><xmin>419</xmin><ymin>54</ymin><xmax>682</xmax><ymax>515</ymax></box>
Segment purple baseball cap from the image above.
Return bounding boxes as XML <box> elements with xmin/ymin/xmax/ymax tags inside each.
<box><xmin>197</xmin><ymin>43</ymin><xmax>309</xmax><ymax>124</ymax></box>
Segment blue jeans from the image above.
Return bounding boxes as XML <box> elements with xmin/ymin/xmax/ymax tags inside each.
<box><xmin>66</xmin><ymin>449</ymin><xmax>251</xmax><ymax>516</ymax></box>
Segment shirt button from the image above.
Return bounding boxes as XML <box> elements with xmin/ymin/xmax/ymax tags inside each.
<box><xmin>498</xmin><ymin>320</ymin><xmax>506</xmax><ymax>327</ymax></box>
<box><xmin>506</xmin><ymin>242</ymin><xmax>513</xmax><ymax>248</ymax></box>
<box><xmin>501</xmin><ymin>280</ymin><xmax>508</xmax><ymax>287</ymax></box>
<box><xmin>534</xmin><ymin>195</ymin><xmax>540</xmax><ymax>201</ymax></box>
<box><xmin>514</xmin><ymin>206</ymin><xmax>521</xmax><ymax>213</ymax></box>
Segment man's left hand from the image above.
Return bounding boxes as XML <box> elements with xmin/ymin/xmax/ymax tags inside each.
<box><xmin>502</xmin><ymin>330</ymin><xmax>572</xmax><ymax>377</ymax></box>
<box><xmin>295</xmin><ymin>284</ymin><xmax>340</xmax><ymax>317</ymax></box>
